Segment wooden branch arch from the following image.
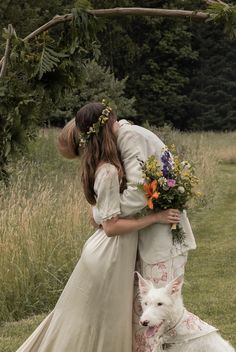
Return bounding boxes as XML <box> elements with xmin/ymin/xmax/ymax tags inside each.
<box><xmin>22</xmin><ymin>8</ymin><xmax>209</xmax><ymax>43</ymax></box>
<box><xmin>0</xmin><ymin>0</ymin><xmax>230</xmax><ymax>72</ymax></box>
<box><xmin>0</xmin><ymin>7</ymin><xmax>209</xmax><ymax>70</ymax></box>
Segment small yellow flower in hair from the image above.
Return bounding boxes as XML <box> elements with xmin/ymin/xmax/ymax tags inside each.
<box><xmin>80</xmin><ymin>99</ymin><xmax>112</xmax><ymax>144</ymax></box>
<box><xmin>102</xmin><ymin>109</ymin><xmax>110</xmax><ymax>117</ymax></box>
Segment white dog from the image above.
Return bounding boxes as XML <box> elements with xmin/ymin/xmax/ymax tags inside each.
<box><xmin>137</xmin><ymin>272</ymin><xmax>235</xmax><ymax>352</ymax></box>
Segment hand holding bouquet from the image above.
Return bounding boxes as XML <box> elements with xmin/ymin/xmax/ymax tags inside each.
<box><xmin>139</xmin><ymin>146</ymin><xmax>199</xmax><ymax>244</ymax></box>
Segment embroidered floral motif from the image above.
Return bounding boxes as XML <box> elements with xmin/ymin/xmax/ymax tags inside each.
<box><xmin>157</xmin><ymin>262</ymin><xmax>167</xmax><ymax>270</ymax></box>
<box><xmin>182</xmin><ymin>313</ymin><xmax>204</xmax><ymax>331</ymax></box>
<box><xmin>135</xmin><ymin>330</ymin><xmax>158</xmax><ymax>352</ymax></box>
<box><xmin>143</xmin><ymin>262</ymin><xmax>168</xmax><ymax>287</ymax></box>
<box><xmin>168</xmin><ymin>328</ymin><xmax>177</xmax><ymax>338</ymax></box>
<box><xmin>164</xmin><ymin>310</ymin><xmax>217</xmax><ymax>345</ymax></box>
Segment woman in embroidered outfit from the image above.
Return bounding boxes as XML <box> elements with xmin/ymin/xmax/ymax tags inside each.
<box><xmin>16</xmin><ymin>102</ymin><xmax>180</xmax><ymax>352</ymax></box>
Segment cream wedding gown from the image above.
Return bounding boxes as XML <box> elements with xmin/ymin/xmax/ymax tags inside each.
<box><xmin>16</xmin><ymin>163</ymin><xmax>138</xmax><ymax>352</ymax></box>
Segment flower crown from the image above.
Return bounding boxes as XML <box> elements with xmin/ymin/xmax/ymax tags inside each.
<box><xmin>80</xmin><ymin>99</ymin><xmax>112</xmax><ymax>145</ymax></box>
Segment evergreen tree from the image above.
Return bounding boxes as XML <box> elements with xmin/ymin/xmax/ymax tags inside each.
<box><xmin>0</xmin><ymin>0</ymin><xmax>73</xmax><ymax>40</ymax></box>
<box><xmin>184</xmin><ymin>0</ymin><xmax>236</xmax><ymax>130</ymax></box>
<box><xmin>49</xmin><ymin>60</ymin><xmax>136</xmax><ymax>125</ymax></box>
<box><xmin>91</xmin><ymin>0</ymin><xmax>198</xmax><ymax>127</ymax></box>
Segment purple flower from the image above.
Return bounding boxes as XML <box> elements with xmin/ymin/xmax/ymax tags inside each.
<box><xmin>167</xmin><ymin>179</ymin><xmax>176</xmax><ymax>188</ymax></box>
<box><xmin>161</xmin><ymin>151</ymin><xmax>171</xmax><ymax>165</ymax></box>
<box><xmin>162</xmin><ymin>166</ymin><xmax>168</xmax><ymax>178</ymax></box>
<box><xmin>161</xmin><ymin>150</ymin><xmax>172</xmax><ymax>178</ymax></box>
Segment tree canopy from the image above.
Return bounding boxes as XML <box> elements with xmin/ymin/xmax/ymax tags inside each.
<box><xmin>1</xmin><ymin>0</ymin><xmax>236</xmax><ymax>178</ymax></box>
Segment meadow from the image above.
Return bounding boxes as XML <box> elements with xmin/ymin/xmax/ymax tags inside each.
<box><xmin>0</xmin><ymin>128</ymin><xmax>236</xmax><ymax>351</ymax></box>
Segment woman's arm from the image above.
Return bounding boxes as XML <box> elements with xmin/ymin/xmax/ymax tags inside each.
<box><xmin>103</xmin><ymin>209</ymin><xmax>180</xmax><ymax>237</ymax></box>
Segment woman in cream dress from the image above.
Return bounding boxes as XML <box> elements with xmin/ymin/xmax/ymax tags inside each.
<box><xmin>16</xmin><ymin>102</ymin><xmax>180</xmax><ymax>352</ymax></box>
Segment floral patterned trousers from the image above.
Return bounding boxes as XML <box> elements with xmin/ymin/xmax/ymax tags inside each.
<box><xmin>132</xmin><ymin>253</ymin><xmax>188</xmax><ymax>352</ymax></box>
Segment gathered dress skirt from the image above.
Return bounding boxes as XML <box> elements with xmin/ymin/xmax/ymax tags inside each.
<box><xmin>16</xmin><ymin>228</ymin><xmax>138</xmax><ymax>352</ymax></box>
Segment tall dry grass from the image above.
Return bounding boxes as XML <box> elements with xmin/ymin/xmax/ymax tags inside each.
<box><xmin>201</xmin><ymin>131</ymin><xmax>236</xmax><ymax>164</ymax></box>
<box><xmin>0</xmin><ymin>127</ymin><xmax>235</xmax><ymax>323</ymax></box>
<box><xmin>0</xmin><ymin>130</ymin><xmax>92</xmax><ymax>322</ymax></box>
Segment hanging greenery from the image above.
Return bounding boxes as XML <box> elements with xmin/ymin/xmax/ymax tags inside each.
<box><xmin>0</xmin><ymin>1</ymin><xmax>102</xmax><ymax>180</ymax></box>
<box><xmin>206</xmin><ymin>1</ymin><xmax>236</xmax><ymax>39</ymax></box>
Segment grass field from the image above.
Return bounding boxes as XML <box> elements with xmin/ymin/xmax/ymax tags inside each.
<box><xmin>184</xmin><ymin>163</ymin><xmax>236</xmax><ymax>346</ymax></box>
<box><xmin>0</xmin><ymin>129</ymin><xmax>236</xmax><ymax>351</ymax></box>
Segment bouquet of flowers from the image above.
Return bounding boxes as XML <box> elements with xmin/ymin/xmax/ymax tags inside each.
<box><xmin>139</xmin><ymin>146</ymin><xmax>200</xmax><ymax>245</ymax></box>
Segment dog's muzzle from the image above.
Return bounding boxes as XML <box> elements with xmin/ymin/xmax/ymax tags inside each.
<box><xmin>143</xmin><ymin>321</ymin><xmax>165</xmax><ymax>338</ymax></box>
<box><xmin>140</xmin><ymin>320</ymin><xmax>149</xmax><ymax>327</ymax></box>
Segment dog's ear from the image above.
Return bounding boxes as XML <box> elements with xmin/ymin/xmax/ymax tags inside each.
<box><xmin>165</xmin><ymin>274</ymin><xmax>184</xmax><ymax>296</ymax></box>
<box><xmin>135</xmin><ymin>271</ymin><xmax>153</xmax><ymax>296</ymax></box>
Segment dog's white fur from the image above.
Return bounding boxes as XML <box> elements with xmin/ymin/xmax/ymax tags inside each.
<box><xmin>137</xmin><ymin>272</ymin><xmax>235</xmax><ymax>352</ymax></box>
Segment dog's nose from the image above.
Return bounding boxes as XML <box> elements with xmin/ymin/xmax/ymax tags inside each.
<box><xmin>141</xmin><ymin>320</ymin><xmax>149</xmax><ymax>326</ymax></box>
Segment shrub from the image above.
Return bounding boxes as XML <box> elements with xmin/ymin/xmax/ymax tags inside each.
<box><xmin>48</xmin><ymin>60</ymin><xmax>136</xmax><ymax>126</ymax></box>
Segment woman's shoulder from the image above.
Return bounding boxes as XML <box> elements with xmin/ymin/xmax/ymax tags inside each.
<box><xmin>94</xmin><ymin>163</ymin><xmax>119</xmax><ymax>195</ymax></box>
<box><xmin>95</xmin><ymin>163</ymin><xmax>118</xmax><ymax>180</ymax></box>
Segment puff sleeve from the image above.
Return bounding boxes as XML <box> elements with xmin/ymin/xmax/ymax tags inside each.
<box><xmin>94</xmin><ymin>164</ymin><xmax>121</xmax><ymax>222</ymax></box>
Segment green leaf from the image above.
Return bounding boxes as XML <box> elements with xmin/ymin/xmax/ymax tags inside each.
<box><xmin>206</xmin><ymin>2</ymin><xmax>236</xmax><ymax>39</ymax></box>
<box><xmin>36</xmin><ymin>46</ymin><xmax>68</xmax><ymax>80</ymax></box>
<box><xmin>74</xmin><ymin>0</ymin><xmax>92</xmax><ymax>11</ymax></box>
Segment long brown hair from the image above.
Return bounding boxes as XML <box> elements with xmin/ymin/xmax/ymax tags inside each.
<box><xmin>57</xmin><ymin>118</ymin><xmax>80</xmax><ymax>159</ymax></box>
<box><xmin>76</xmin><ymin>102</ymin><xmax>125</xmax><ymax>205</ymax></box>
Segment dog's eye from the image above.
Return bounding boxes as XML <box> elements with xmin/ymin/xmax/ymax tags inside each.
<box><xmin>157</xmin><ymin>302</ymin><xmax>163</xmax><ymax>306</ymax></box>
<box><xmin>144</xmin><ymin>302</ymin><xmax>148</xmax><ymax>306</ymax></box>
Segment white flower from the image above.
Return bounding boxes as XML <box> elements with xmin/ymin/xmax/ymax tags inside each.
<box><xmin>181</xmin><ymin>161</ymin><xmax>191</xmax><ymax>169</ymax></box>
<box><xmin>158</xmin><ymin>177</ymin><xmax>167</xmax><ymax>186</ymax></box>
<box><xmin>178</xmin><ymin>186</ymin><xmax>185</xmax><ymax>193</ymax></box>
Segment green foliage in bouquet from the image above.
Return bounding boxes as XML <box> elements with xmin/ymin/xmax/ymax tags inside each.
<box><xmin>140</xmin><ymin>147</ymin><xmax>200</xmax><ymax>244</ymax></box>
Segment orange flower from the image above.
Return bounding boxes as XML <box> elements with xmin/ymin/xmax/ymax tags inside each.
<box><xmin>143</xmin><ymin>180</ymin><xmax>159</xmax><ymax>209</ymax></box>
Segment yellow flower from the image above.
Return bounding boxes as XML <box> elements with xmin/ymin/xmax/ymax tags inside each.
<box><xmin>193</xmin><ymin>191</ymin><xmax>202</xmax><ymax>198</ymax></box>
